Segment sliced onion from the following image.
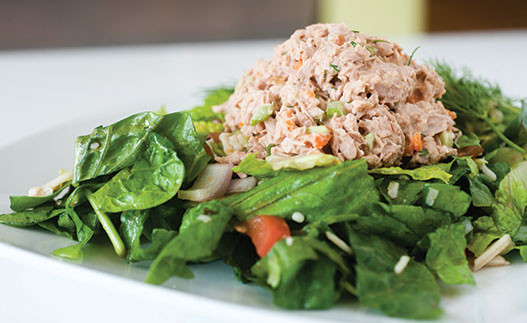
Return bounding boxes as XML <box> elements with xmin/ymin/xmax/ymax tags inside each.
<box><xmin>226</xmin><ymin>176</ymin><xmax>257</xmax><ymax>194</ymax></box>
<box><xmin>178</xmin><ymin>164</ymin><xmax>233</xmax><ymax>202</ymax></box>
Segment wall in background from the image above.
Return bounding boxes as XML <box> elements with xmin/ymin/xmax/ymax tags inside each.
<box><xmin>0</xmin><ymin>0</ymin><xmax>316</xmax><ymax>50</ymax></box>
<box><xmin>0</xmin><ymin>0</ymin><xmax>526</xmax><ymax>50</ymax></box>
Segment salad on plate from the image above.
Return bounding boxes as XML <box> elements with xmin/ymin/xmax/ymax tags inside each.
<box><xmin>2</xmin><ymin>23</ymin><xmax>527</xmax><ymax>319</ymax></box>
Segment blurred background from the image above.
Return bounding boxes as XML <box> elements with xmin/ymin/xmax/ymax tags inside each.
<box><xmin>1</xmin><ymin>0</ymin><xmax>526</xmax><ymax>50</ymax></box>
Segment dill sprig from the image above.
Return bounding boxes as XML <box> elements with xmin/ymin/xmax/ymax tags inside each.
<box><xmin>433</xmin><ymin>61</ymin><xmax>525</xmax><ymax>154</ymax></box>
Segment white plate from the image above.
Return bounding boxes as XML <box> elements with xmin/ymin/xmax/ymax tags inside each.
<box><xmin>1</xmin><ymin>112</ymin><xmax>527</xmax><ymax>323</ymax></box>
<box><xmin>2</xmin><ymin>33</ymin><xmax>527</xmax><ymax>323</ymax></box>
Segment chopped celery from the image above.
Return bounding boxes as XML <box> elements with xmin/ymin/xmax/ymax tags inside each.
<box><xmin>326</xmin><ymin>101</ymin><xmax>345</xmax><ymax>118</ymax></box>
<box><xmin>439</xmin><ymin>132</ymin><xmax>454</xmax><ymax>148</ymax></box>
<box><xmin>250</xmin><ymin>104</ymin><xmax>274</xmax><ymax>126</ymax></box>
<box><xmin>308</xmin><ymin>126</ymin><xmax>330</xmax><ymax>134</ymax></box>
<box><xmin>365</xmin><ymin>132</ymin><xmax>376</xmax><ymax>150</ymax></box>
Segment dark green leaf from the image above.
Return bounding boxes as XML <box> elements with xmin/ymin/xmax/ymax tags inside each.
<box><xmin>0</xmin><ymin>205</ymin><xmax>56</xmax><ymax>226</ymax></box>
<box><xmin>90</xmin><ymin>133</ymin><xmax>185</xmax><ymax>212</ymax></box>
<box><xmin>425</xmin><ymin>223</ymin><xmax>474</xmax><ymax>285</ymax></box>
<box><xmin>9</xmin><ymin>184</ymin><xmax>70</xmax><ymax>212</ymax></box>
<box><xmin>224</xmin><ymin>160</ymin><xmax>379</xmax><ymax>222</ymax></box>
<box><xmin>348</xmin><ymin>230</ymin><xmax>442</xmax><ymax>319</ymax></box>
<box><xmin>187</xmin><ymin>87</ymin><xmax>233</xmax><ymax>122</ymax></box>
<box><xmin>146</xmin><ymin>200</ymin><xmax>233</xmax><ymax>284</ymax></box>
<box><xmin>73</xmin><ymin>112</ymin><xmax>163</xmax><ymax>184</ymax></box>
<box><xmin>154</xmin><ymin>112</ymin><xmax>210</xmax><ymax>185</ymax></box>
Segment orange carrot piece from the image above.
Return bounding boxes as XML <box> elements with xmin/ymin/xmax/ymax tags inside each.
<box><xmin>411</xmin><ymin>132</ymin><xmax>422</xmax><ymax>152</ymax></box>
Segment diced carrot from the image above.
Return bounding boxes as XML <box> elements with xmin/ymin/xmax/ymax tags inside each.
<box><xmin>286</xmin><ymin>119</ymin><xmax>296</xmax><ymax>131</ymax></box>
<box><xmin>411</xmin><ymin>132</ymin><xmax>422</xmax><ymax>152</ymax></box>
<box><xmin>445</xmin><ymin>108</ymin><xmax>457</xmax><ymax>120</ymax></box>
<box><xmin>314</xmin><ymin>133</ymin><xmax>331</xmax><ymax>149</ymax></box>
<box><xmin>337</xmin><ymin>34</ymin><xmax>344</xmax><ymax>46</ymax></box>
<box><xmin>245</xmin><ymin>215</ymin><xmax>291</xmax><ymax>258</ymax></box>
<box><xmin>389</xmin><ymin>123</ymin><xmax>394</xmax><ymax>132</ymax></box>
<box><xmin>295</xmin><ymin>58</ymin><xmax>303</xmax><ymax>70</ymax></box>
<box><xmin>239</xmin><ymin>122</ymin><xmax>244</xmax><ymax>127</ymax></box>
<box><xmin>306</xmin><ymin>90</ymin><xmax>316</xmax><ymax>98</ymax></box>
<box><xmin>404</xmin><ymin>144</ymin><xmax>414</xmax><ymax>156</ymax></box>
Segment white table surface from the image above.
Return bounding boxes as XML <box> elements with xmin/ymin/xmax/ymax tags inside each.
<box><xmin>1</xmin><ymin>30</ymin><xmax>527</xmax><ymax>323</ymax></box>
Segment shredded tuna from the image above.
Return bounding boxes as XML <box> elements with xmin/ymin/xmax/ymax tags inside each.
<box><xmin>214</xmin><ymin>23</ymin><xmax>458</xmax><ymax>167</ymax></box>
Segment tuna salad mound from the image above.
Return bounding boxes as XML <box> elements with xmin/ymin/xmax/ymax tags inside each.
<box><xmin>214</xmin><ymin>23</ymin><xmax>458</xmax><ymax>167</ymax></box>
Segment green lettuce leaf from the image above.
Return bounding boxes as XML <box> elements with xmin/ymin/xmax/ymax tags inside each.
<box><xmin>424</xmin><ymin>223</ymin><xmax>474</xmax><ymax>285</ymax></box>
<box><xmin>223</xmin><ymin>160</ymin><xmax>379</xmax><ymax>222</ymax></box>
<box><xmin>146</xmin><ymin>200</ymin><xmax>233</xmax><ymax>284</ymax></box>
<box><xmin>266</xmin><ymin>154</ymin><xmax>341</xmax><ymax>171</ymax></box>
<box><xmin>369</xmin><ymin>165</ymin><xmax>452</xmax><ymax>184</ymax></box>
<box><xmin>348</xmin><ymin>230</ymin><xmax>442</xmax><ymax>319</ymax></box>
<box><xmin>187</xmin><ymin>87</ymin><xmax>233</xmax><ymax>122</ymax></box>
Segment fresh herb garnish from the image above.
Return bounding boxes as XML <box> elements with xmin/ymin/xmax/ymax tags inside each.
<box><xmin>281</xmin><ymin>51</ymin><xmax>287</xmax><ymax>56</ymax></box>
<box><xmin>419</xmin><ymin>149</ymin><xmax>429</xmax><ymax>156</ymax></box>
<box><xmin>350</xmin><ymin>41</ymin><xmax>358</xmax><ymax>48</ymax></box>
<box><xmin>330</xmin><ymin>64</ymin><xmax>340</xmax><ymax>72</ymax></box>
<box><xmin>267</xmin><ymin>144</ymin><xmax>276</xmax><ymax>155</ymax></box>
<box><xmin>366</xmin><ymin>46</ymin><xmax>377</xmax><ymax>56</ymax></box>
<box><xmin>351</xmin><ymin>29</ymin><xmax>360</xmax><ymax>33</ymax></box>
<box><xmin>407</xmin><ymin>46</ymin><xmax>421</xmax><ymax>66</ymax></box>
<box><xmin>372</xmin><ymin>39</ymin><xmax>390</xmax><ymax>44</ymax></box>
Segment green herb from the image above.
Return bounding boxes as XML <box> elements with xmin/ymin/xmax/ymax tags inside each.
<box><xmin>281</xmin><ymin>51</ymin><xmax>287</xmax><ymax>56</ymax></box>
<box><xmin>266</xmin><ymin>144</ymin><xmax>276</xmax><ymax>156</ymax></box>
<box><xmin>419</xmin><ymin>149</ymin><xmax>429</xmax><ymax>156</ymax></box>
<box><xmin>366</xmin><ymin>45</ymin><xmax>377</xmax><ymax>56</ymax></box>
<box><xmin>407</xmin><ymin>46</ymin><xmax>421</xmax><ymax>65</ymax></box>
<box><xmin>329</xmin><ymin>64</ymin><xmax>340</xmax><ymax>72</ymax></box>
<box><xmin>351</xmin><ymin>29</ymin><xmax>360</xmax><ymax>33</ymax></box>
<box><xmin>433</xmin><ymin>62</ymin><xmax>524</xmax><ymax>154</ymax></box>
<box><xmin>350</xmin><ymin>41</ymin><xmax>358</xmax><ymax>48</ymax></box>
<box><xmin>372</xmin><ymin>39</ymin><xmax>390</xmax><ymax>44</ymax></box>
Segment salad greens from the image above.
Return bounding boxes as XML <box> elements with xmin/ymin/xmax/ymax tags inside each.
<box><xmin>2</xmin><ymin>63</ymin><xmax>527</xmax><ymax>319</ymax></box>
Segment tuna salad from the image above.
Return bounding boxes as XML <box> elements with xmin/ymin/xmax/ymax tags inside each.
<box><xmin>214</xmin><ymin>23</ymin><xmax>458</xmax><ymax>167</ymax></box>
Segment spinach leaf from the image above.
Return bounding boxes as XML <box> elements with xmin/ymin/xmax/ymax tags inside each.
<box><xmin>90</xmin><ymin>133</ymin><xmax>185</xmax><ymax>212</ymax></box>
<box><xmin>224</xmin><ymin>160</ymin><xmax>379</xmax><ymax>222</ymax></box>
<box><xmin>193</xmin><ymin>120</ymin><xmax>224</xmax><ymax>142</ymax></box>
<box><xmin>155</xmin><ymin>112</ymin><xmax>210</xmax><ymax>185</ymax></box>
<box><xmin>120</xmin><ymin>209</ymin><xmax>177</xmax><ymax>263</ymax></box>
<box><xmin>146</xmin><ymin>200</ymin><xmax>232</xmax><ymax>284</ymax></box>
<box><xmin>9</xmin><ymin>184</ymin><xmax>70</xmax><ymax>212</ymax></box>
<box><xmin>73</xmin><ymin>112</ymin><xmax>163</xmax><ymax>184</ymax></box>
<box><xmin>424</xmin><ymin>223</ymin><xmax>474</xmax><ymax>285</ymax></box>
<box><xmin>38</xmin><ymin>218</ymin><xmax>75</xmax><ymax>240</ymax></box>
<box><xmin>0</xmin><ymin>206</ymin><xmax>57</xmax><ymax>226</ymax></box>
<box><xmin>187</xmin><ymin>87</ymin><xmax>233</xmax><ymax>122</ymax></box>
<box><xmin>369</xmin><ymin>165</ymin><xmax>452</xmax><ymax>184</ymax></box>
<box><xmin>348</xmin><ymin>230</ymin><xmax>442</xmax><ymax>319</ymax></box>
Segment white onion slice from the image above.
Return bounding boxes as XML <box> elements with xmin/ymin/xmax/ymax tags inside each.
<box><xmin>226</xmin><ymin>176</ymin><xmax>257</xmax><ymax>194</ymax></box>
<box><xmin>178</xmin><ymin>164</ymin><xmax>233</xmax><ymax>202</ymax></box>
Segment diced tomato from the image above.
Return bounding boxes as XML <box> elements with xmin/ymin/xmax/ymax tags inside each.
<box><xmin>246</xmin><ymin>215</ymin><xmax>291</xmax><ymax>258</ymax></box>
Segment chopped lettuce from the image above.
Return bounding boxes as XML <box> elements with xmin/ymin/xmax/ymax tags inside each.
<box><xmin>369</xmin><ymin>164</ymin><xmax>452</xmax><ymax>184</ymax></box>
<box><xmin>424</xmin><ymin>223</ymin><xmax>475</xmax><ymax>285</ymax></box>
<box><xmin>266</xmin><ymin>154</ymin><xmax>341</xmax><ymax>171</ymax></box>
